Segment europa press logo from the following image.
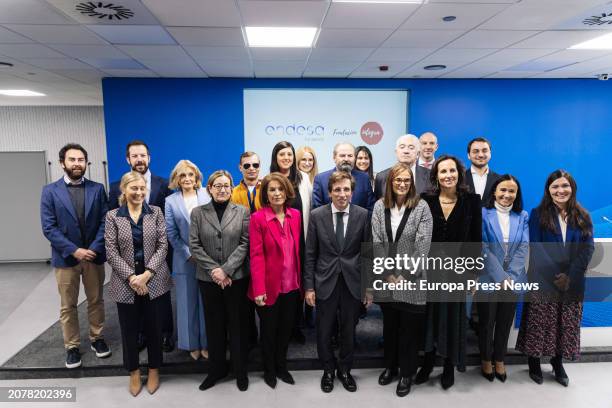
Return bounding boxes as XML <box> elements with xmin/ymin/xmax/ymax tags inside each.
<box><xmin>360</xmin><ymin>121</ymin><xmax>383</xmax><ymax>145</ymax></box>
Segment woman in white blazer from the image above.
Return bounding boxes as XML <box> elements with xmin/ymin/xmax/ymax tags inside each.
<box><xmin>478</xmin><ymin>174</ymin><xmax>528</xmax><ymax>383</ymax></box>
<box><xmin>165</xmin><ymin>160</ymin><xmax>210</xmax><ymax>361</ymax></box>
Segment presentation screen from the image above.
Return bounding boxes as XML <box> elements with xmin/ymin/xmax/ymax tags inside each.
<box><xmin>243</xmin><ymin>89</ymin><xmax>408</xmax><ymax>174</ymax></box>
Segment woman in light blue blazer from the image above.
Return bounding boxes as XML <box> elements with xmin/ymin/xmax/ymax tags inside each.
<box><xmin>477</xmin><ymin>174</ymin><xmax>528</xmax><ymax>383</ymax></box>
<box><xmin>165</xmin><ymin>160</ymin><xmax>210</xmax><ymax>360</ymax></box>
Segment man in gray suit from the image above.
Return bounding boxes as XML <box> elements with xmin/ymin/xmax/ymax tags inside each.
<box><xmin>304</xmin><ymin>171</ymin><xmax>371</xmax><ymax>394</ymax></box>
<box><xmin>374</xmin><ymin>134</ymin><xmax>432</xmax><ymax>199</ymax></box>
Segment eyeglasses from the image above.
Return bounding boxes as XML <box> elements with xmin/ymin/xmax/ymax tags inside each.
<box><xmin>393</xmin><ymin>178</ymin><xmax>412</xmax><ymax>185</ymax></box>
<box><xmin>242</xmin><ymin>163</ymin><xmax>260</xmax><ymax>170</ymax></box>
<box><xmin>212</xmin><ymin>184</ymin><xmax>231</xmax><ymax>191</ymax></box>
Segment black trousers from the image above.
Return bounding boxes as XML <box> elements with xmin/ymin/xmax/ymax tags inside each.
<box><xmin>381</xmin><ymin>304</ymin><xmax>426</xmax><ymax>377</ymax></box>
<box><xmin>116</xmin><ymin>294</ymin><xmax>164</xmax><ymax>372</ymax></box>
<box><xmin>476</xmin><ymin>291</ymin><xmax>517</xmax><ymax>362</ymax></box>
<box><xmin>316</xmin><ymin>275</ymin><xmax>361</xmax><ymax>372</ymax></box>
<box><xmin>199</xmin><ymin>278</ymin><xmax>250</xmax><ymax>379</ymax></box>
<box><xmin>257</xmin><ymin>290</ymin><xmax>299</xmax><ymax>376</ymax></box>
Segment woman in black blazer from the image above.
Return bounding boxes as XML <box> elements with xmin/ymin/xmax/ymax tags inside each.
<box><xmin>417</xmin><ymin>155</ymin><xmax>482</xmax><ymax>390</ymax></box>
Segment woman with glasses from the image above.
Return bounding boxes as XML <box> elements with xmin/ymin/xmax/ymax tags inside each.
<box><xmin>189</xmin><ymin>170</ymin><xmax>251</xmax><ymax>392</ymax></box>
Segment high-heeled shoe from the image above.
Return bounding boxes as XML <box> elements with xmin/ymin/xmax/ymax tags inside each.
<box><xmin>494</xmin><ymin>361</ymin><xmax>507</xmax><ymax>383</ymax></box>
<box><xmin>146</xmin><ymin>368</ymin><xmax>160</xmax><ymax>394</ymax></box>
<box><xmin>415</xmin><ymin>352</ymin><xmax>435</xmax><ymax>385</ymax></box>
<box><xmin>200</xmin><ymin>349</ymin><xmax>209</xmax><ymax>360</ymax></box>
<box><xmin>190</xmin><ymin>350</ymin><xmax>201</xmax><ymax>360</ymax></box>
<box><xmin>481</xmin><ymin>361</ymin><xmax>494</xmax><ymax>382</ymax></box>
<box><xmin>441</xmin><ymin>362</ymin><xmax>455</xmax><ymax>390</ymax></box>
<box><xmin>129</xmin><ymin>370</ymin><xmax>142</xmax><ymax>397</ymax></box>
<box><xmin>528</xmin><ymin>356</ymin><xmax>543</xmax><ymax>384</ymax></box>
<box><xmin>551</xmin><ymin>356</ymin><xmax>569</xmax><ymax>387</ymax></box>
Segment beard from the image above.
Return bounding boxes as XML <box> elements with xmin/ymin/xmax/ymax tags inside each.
<box><xmin>64</xmin><ymin>166</ymin><xmax>85</xmax><ymax>181</ymax></box>
<box><xmin>131</xmin><ymin>162</ymin><xmax>149</xmax><ymax>174</ymax></box>
<box><xmin>337</xmin><ymin>162</ymin><xmax>353</xmax><ymax>173</ymax></box>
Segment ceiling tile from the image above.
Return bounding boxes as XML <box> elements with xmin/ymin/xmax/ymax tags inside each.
<box><xmin>480</xmin><ymin>0</ymin><xmax>610</xmax><ymax>30</ymax></box>
<box><xmin>47</xmin><ymin>0</ymin><xmax>160</xmax><ymax>25</ymax></box>
<box><xmin>510</xmin><ymin>30</ymin><xmax>610</xmax><ymax>49</ymax></box>
<box><xmin>0</xmin><ymin>0</ymin><xmax>76</xmax><ymax>24</ymax></box>
<box><xmin>303</xmin><ymin>71</ymin><xmax>348</xmax><ymax>78</ymax></box>
<box><xmin>3</xmin><ymin>24</ymin><xmax>107</xmax><ymax>44</ymax></box>
<box><xmin>250</xmin><ymin>48</ymin><xmax>310</xmax><ymax>61</ymax></box>
<box><xmin>485</xmin><ymin>71</ymin><xmax>544</xmax><ymax>78</ymax></box>
<box><xmin>85</xmin><ymin>25</ymin><xmax>175</xmax><ymax>45</ymax></box>
<box><xmin>184</xmin><ymin>46</ymin><xmax>250</xmax><ymax>62</ymax></box>
<box><xmin>446</xmin><ymin>30</ymin><xmax>538</xmax><ymax>49</ymax></box>
<box><xmin>309</xmin><ymin>47</ymin><xmax>374</xmax><ymax>62</ymax></box>
<box><xmin>167</xmin><ymin>27</ymin><xmax>245</xmax><ymax>46</ymax></box>
<box><xmin>198</xmin><ymin>61</ymin><xmax>253</xmax><ymax>78</ymax></box>
<box><xmin>142</xmin><ymin>0</ymin><xmax>241</xmax><ymax>27</ymax></box>
<box><xmin>253</xmin><ymin>60</ymin><xmax>305</xmax><ymax>77</ymax></box>
<box><xmin>103</xmin><ymin>69</ymin><xmax>158</xmax><ymax>77</ymax></box>
<box><xmin>20</xmin><ymin>58</ymin><xmax>95</xmax><ymax>70</ymax></box>
<box><xmin>441</xmin><ymin>64</ymin><xmax>504</xmax><ymax>78</ymax></box>
<box><xmin>400</xmin><ymin>3</ymin><xmax>510</xmax><ymax>30</ymax></box>
<box><xmin>305</xmin><ymin>60</ymin><xmax>362</xmax><ymax>72</ymax></box>
<box><xmin>79</xmin><ymin>58</ymin><xmax>145</xmax><ymax>70</ymax></box>
<box><xmin>554</xmin><ymin>2</ymin><xmax>612</xmax><ymax>30</ymax></box>
<box><xmin>382</xmin><ymin>29</ymin><xmax>465</xmax><ymax>48</ymax></box>
<box><xmin>49</xmin><ymin>69</ymin><xmax>105</xmax><ymax>83</ymax></box>
<box><xmin>239</xmin><ymin>1</ymin><xmax>328</xmax><ymax>26</ymax></box>
<box><xmin>478</xmin><ymin>48</ymin><xmax>559</xmax><ymax>64</ymax></box>
<box><xmin>0</xmin><ymin>44</ymin><xmax>66</xmax><ymax>58</ymax></box>
<box><xmin>117</xmin><ymin>45</ymin><xmax>190</xmax><ymax>60</ymax></box>
<box><xmin>317</xmin><ymin>29</ymin><xmax>394</xmax><ymax>48</ymax></box>
<box><xmin>48</xmin><ymin>44</ymin><xmax>129</xmax><ymax>59</ymax></box>
<box><xmin>423</xmin><ymin>48</ymin><xmax>497</xmax><ymax>63</ymax></box>
<box><xmin>323</xmin><ymin>2</ymin><xmax>419</xmax><ymax>29</ymax></box>
<box><xmin>350</xmin><ymin>60</ymin><xmax>414</xmax><ymax>77</ymax></box>
<box><xmin>137</xmin><ymin>57</ymin><xmax>204</xmax><ymax>75</ymax></box>
<box><xmin>429</xmin><ymin>0</ymin><xmax>519</xmax><ymax>3</ymax></box>
<box><xmin>0</xmin><ymin>26</ymin><xmax>34</xmax><ymax>43</ymax></box>
<box><xmin>367</xmin><ymin>47</ymin><xmax>435</xmax><ymax>62</ymax></box>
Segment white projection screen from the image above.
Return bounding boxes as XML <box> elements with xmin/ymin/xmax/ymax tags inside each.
<box><xmin>243</xmin><ymin>89</ymin><xmax>409</xmax><ymax>174</ymax></box>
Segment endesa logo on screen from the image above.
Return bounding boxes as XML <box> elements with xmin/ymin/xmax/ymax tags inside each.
<box><xmin>265</xmin><ymin>124</ymin><xmax>325</xmax><ymax>137</ymax></box>
<box><xmin>360</xmin><ymin>122</ymin><xmax>383</xmax><ymax>145</ymax></box>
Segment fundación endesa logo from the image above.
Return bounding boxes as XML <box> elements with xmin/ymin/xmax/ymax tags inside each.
<box><xmin>360</xmin><ymin>122</ymin><xmax>383</xmax><ymax>145</ymax></box>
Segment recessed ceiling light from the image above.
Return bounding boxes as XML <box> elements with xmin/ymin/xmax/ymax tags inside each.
<box><xmin>0</xmin><ymin>62</ymin><xmax>14</xmax><ymax>67</ymax></box>
<box><xmin>245</xmin><ymin>27</ymin><xmax>318</xmax><ymax>48</ymax></box>
<box><xmin>0</xmin><ymin>90</ymin><xmax>45</xmax><ymax>96</ymax></box>
<box><xmin>570</xmin><ymin>32</ymin><xmax>612</xmax><ymax>49</ymax></box>
<box><xmin>442</xmin><ymin>16</ymin><xmax>456</xmax><ymax>22</ymax></box>
<box><xmin>332</xmin><ymin>0</ymin><xmax>428</xmax><ymax>3</ymax></box>
<box><xmin>424</xmin><ymin>65</ymin><xmax>446</xmax><ymax>70</ymax></box>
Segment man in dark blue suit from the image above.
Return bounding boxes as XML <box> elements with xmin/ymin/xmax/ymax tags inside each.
<box><xmin>312</xmin><ymin>142</ymin><xmax>375</xmax><ymax>212</ymax></box>
<box><xmin>108</xmin><ymin>140</ymin><xmax>175</xmax><ymax>352</ymax></box>
<box><xmin>40</xmin><ymin>143</ymin><xmax>111</xmax><ymax>369</ymax></box>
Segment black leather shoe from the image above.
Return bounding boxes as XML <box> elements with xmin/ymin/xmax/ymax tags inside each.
<box><xmin>495</xmin><ymin>371</ymin><xmax>507</xmax><ymax>383</ymax></box>
<box><xmin>162</xmin><ymin>335</ymin><xmax>175</xmax><ymax>353</ymax></box>
<box><xmin>481</xmin><ymin>369</ymin><xmax>494</xmax><ymax>382</ymax></box>
<box><xmin>414</xmin><ymin>366</ymin><xmax>432</xmax><ymax>385</ymax></box>
<box><xmin>378</xmin><ymin>368</ymin><xmax>397</xmax><ymax>386</ymax></box>
<box><xmin>320</xmin><ymin>370</ymin><xmax>335</xmax><ymax>393</ymax></box>
<box><xmin>137</xmin><ymin>333</ymin><xmax>146</xmax><ymax>352</ymax></box>
<box><xmin>236</xmin><ymin>376</ymin><xmax>249</xmax><ymax>391</ymax></box>
<box><xmin>336</xmin><ymin>370</ymin><xmax>357</xmax><ymax>392</ymax></box>
<box><xmin>551</xmin><ymin>357</ymin><xmax>569</xmax><ymax>387</ymax></box>
<box><xmin>441</xmin><ymin>364</ymin><xmax>455</xmax><ymax>390</ymax></box>
<box><xmin>396</xmin><ymin>377</ymin><xmax>412</xmax><ymax>397</ymax></box>
<box><xmin>528</xmin><ymin>357</ymin><xmax>543</xmax><ymax>385</ymax></box>
<box><xmin>277</xmin><ymin>371</ymin><xmax>295</xmax><ymax>385</ymax></box>
<box><xmin>199</xmin><ymin>373</ymin><xmax>225</xmax><ymax>391</ymax></box>
<box><xmin>264</xmin><ymin>373</ymin><xmax>277</xmax><ymax>389</ymax></box>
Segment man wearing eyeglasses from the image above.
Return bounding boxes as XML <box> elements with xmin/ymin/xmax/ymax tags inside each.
<box><xmin>231</xmin><ymin>151</ymin><xmax>262</xmax><ymax>214</ymax></box>
<box><xmin>230</xmin><ymin>151</ymin><xmax>261</xmax><ymax>347</ymax></box>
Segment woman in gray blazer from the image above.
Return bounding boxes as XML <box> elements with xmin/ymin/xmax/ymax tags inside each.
<box><xmin>189</xmin><ymin>170</ymin><xmax>250</xmax><ymax>392</ymax></box>
<box><xmin>371</xmin><ymin>163</ymin><xmax>433</xmax><ymax>397</ymax></box>
<box><xmin>165</xmin><ymin>160</ymin><xmax>211</xmax><ymax>361</ymax></box>
<box><xmin>105</xmin><ymin>171</ymin><xmax>172</xmax><ymax>397</ymax></box>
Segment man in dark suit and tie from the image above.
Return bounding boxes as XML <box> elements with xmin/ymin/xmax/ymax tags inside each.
<box><xmin>312</xmin><ymin>142</ymin><xmax>375</xmax><ymax>212</ymax></box>
<box><xmin>465</xmin><ymin>137</ymin><xmax>500</xmax><ymax>204</ymax></box>
<box><xmin>40</xmin><ymin>143</ymin><xmax>111</xmax><ymax>369</ymax></box>
<box><xmin>305</xmin><ymin>171</ymin><xmax>371</xmax><ymax>393</ymax></box>
<box><xmin>374</xmin><ymin>134</ymin><xmax>432</xmax><ymax>199</ymax></box>
<box><xmin>108</xmin><ymin>140</ymin><xmax>175</xmax><ymax>352</ymax></box>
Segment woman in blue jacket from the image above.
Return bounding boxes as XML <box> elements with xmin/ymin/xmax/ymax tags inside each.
<box><xmin>516</xmin><ymin>170</ymin><xmax>594</xmax><ymax>387</ymax></box>
<box><xmin>477</xmin><ymin>175</ymin><xmax>528</xmax><ymax>383</ymax></box>
<box><xmin>165</xmin><ymin>160</ymin><xmax>210</xmax><ymax>360</ymax></box>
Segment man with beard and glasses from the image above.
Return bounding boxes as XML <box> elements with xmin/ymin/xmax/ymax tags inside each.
<box><xmin>40</xmin><ymin>143</ymin><xmax>111</xmax><ymax>369</ymax></box>
<box><xmin>108</xmin><ymin>140</ymin><xmax>175</xmax><ymax>353</ymax></box>
<box><xmin>312</xmin><ymin>142</ymin><xmax>375</xmax><ymax>212</ymax></box>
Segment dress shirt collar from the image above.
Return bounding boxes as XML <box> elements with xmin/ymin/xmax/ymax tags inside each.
<box><xmin>117</xmin><ymin>201</ymin><xmax>153</xmax><ymax>218</ymax></box>
<box><xmin>263</xmin><ymin>205</ymin><xmax>292</xmax><ymax>222</ymax></box>
<box><xmin>331</xmin><ymin>203</ymin><xmax>350</xmax><ymax>215</ymax></box>
<box><xmin>470</xmin><ymin>165</ymin><xmax>489</xmax><ymax>176</ymax></box>
<box><xmin>63</xmin><ymin>174</ymin><xmax>85</xmax><ymax>185</ymax></box>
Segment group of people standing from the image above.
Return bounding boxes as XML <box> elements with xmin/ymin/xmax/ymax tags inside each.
<box><xmin>40</xmin><ymin>132</ymin><xmax>594</xmax><ymax>398</ymax></box>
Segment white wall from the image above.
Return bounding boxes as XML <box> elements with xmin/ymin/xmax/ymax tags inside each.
<box><xmin>0</xmin><ymin>106</ymin><xmax>107</xmax><ymax>187</ymax></box>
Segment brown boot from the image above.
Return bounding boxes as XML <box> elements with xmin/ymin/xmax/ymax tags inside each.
<box><xmin>129</xmin><ymin>370</ymin><xmax>142</xmax><ymax>397</ymax></box>
<box><xmin>146</xmin><ymin>368</ymin><xmax>160</xmax><ymax>394</ymax></box>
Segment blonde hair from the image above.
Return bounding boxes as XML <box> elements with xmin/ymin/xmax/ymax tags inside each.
<box><xmin>296</xmin><ymin>146</ymin><xmax>318</xmax><ymax>183</ymax></box>
<box><xmin>169</xmin><ymin>159</ymin><xmax>203</xmax><ymax>190</ymax></box>
<box><xmin>118</xmin><ymin>171</ymin><xmax>147</xmax><ymax>206</ymax></box>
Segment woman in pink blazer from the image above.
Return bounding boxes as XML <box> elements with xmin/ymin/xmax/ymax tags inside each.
<box><xmin>248</xmin><ymin>172</ymin><xmax>302</xmax><ymax>389</ymax></box>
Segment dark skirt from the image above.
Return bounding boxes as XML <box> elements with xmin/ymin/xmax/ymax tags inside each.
<box><xmin>515</xmin><ymin>294</ymin><xmax>583</xmax><ymax>360</ymax></box>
